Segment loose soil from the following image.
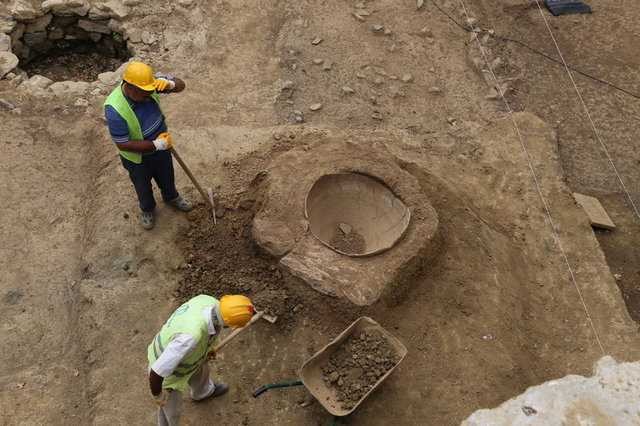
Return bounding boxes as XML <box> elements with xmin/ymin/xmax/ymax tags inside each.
<box><xmin>175</xmin><ymin>207</ymin><xmax>299</xmax><ymax>323</ymax></box>
<box><xmin>329</xmin><ymin>225</ymin><xmax>366</xmax><ymax>255</ymax></box>
<box><xmin>322</xmin><ymin>328</ymin><xmax>400</xmax><ymax>410</ymax></box>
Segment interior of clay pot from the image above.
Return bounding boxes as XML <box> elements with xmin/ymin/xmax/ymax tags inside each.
<box><xmin>305</xmin><ymin>173</ymin><xmax>411</xmax><ymax>256</ymax></box>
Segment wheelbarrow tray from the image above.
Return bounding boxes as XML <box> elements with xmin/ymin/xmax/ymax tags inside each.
<box><xmin>298</xmin><ymin>316</ymin><xmax>407</xmax><ymax>416</ymax></box>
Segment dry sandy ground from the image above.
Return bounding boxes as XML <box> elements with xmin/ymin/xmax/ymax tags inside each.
<box><xmin>1</xmin><ymin>0</ymin><xmax>640</xmax><ymax>425</ymax></box>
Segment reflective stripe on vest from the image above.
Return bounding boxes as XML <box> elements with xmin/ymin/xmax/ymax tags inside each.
<box><xmin>103</xmin><ymin>85</ymin><xmax>161</xmax><ymax>164</ymax></box>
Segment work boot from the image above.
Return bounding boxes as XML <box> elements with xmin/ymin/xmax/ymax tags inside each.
<box><xmin>168</xmin><ymin>195</ymin><xmax>193</xmax><ymax>212</ymax></box>
<box><xmin>140</xmin><ymin>211</ymin><xmax>154</xmax><ymax>230</ymax></box>
<box><xmin>194</xmin><ymin>383</ymin><xmax>228</xmax><ymax>402</ymax></box>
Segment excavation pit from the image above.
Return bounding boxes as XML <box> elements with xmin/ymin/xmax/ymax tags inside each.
<box><xmin>252</xmin><ymin>137</ymin><xmax>440</xmax><ymax>305</ymax></box>
<box><xmin>305</xmin><ymin>173</ymin><xmax>411</xmax><ymax>257</ymax></box>
<box><xmin>11</xmin><ymin>14</ymin><xmax>129</xmax><ymax>81</ymax></box>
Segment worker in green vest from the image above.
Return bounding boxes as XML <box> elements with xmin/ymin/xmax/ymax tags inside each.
<box><xmin>149</xmin><ymin>294</ymin><xmax>255</xmax><ymax>425</ymax></box>
<box><xmin>104</xmin><ymin>61</ymin><xmax>192</xmax><ymax>230</ymax></box>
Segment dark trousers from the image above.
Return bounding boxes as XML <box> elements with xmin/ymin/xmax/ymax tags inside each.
<box><xmin>120</xmin><ymin>150</ymin><xmax>179</xmax><ymax>212</ymax></box>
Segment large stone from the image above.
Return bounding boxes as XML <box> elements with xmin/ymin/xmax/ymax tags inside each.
<box><xmin>0</xmin><ymin>51</ymin><xmax>19</xmax><ymax>79</ymax></box>
<box><xmin>9</xmin><ymin>0</ymin><xmax>39</xmax><ymax>20</ymax></box>
<box><xmin>0</xmin><ymin>16</ymin><xmax>17</xmax><ymax>34</ymax></box>
<box><xmin>97</xmin><ymin>70</ymin><xmax>119</xmax><ymax>86</ymax></box>
<box><xmin>41</xmin><ymin>0</ymin><xmax>90</xmax><ymax>16</ymax></box>
<box><xmin>88</xmin><ymin>7</ymin><xmax>111</xmax><ymax>19</ymax></box>
<box><xmin>10</xmin><ymin>23</ymin><xmax>25</xmax><ymax>43</ymax></box>
<box><xmin>25</xmin><ymin>14</ymin><xmax>52</xmax><ymax>33</ymax></box>
<box><xmin>573</xmin><ymin>192</ymin><xmax>616</xmax><ymax>230</ymax></box>
<box><xmin>463</xmin><ymin>356</ymin><xmax>640</xmax><ymax>426</ymax></box>
<box><xmin>77</xmin><ymin>19</ymin><xmax>111</xmax><ymax>34</ymax></box>
<box><xmin>19</xmin><ymin>74</ymin><xmax>53</xmax><ymax>94</ymax></box>
<box><xmin>0</xmin><ymin>33</ymin><xmax>10</xmax><ymax>51</ymax></box>
<box><xmin>253</xmin><ymin>137</ymin><xmax>440</xmax><ymax>306</ymax></box>
<box><xmin>49</xmin><ymin>80</ymin><xmax>90</xmax><ymax>97</ymax></box>
<box><xmin>93</xmin><ymin>0</ymin><xmax>129</xmax><ymax>19</ymax></box>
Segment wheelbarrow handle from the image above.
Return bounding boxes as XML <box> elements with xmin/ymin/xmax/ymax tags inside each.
<box><xmin>252</xmin><ymin>380</ymin><xmax>303</xmax><ymax>398</ymax></box>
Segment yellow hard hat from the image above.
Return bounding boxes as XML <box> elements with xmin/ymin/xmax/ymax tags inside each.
<box><xmin>220</xmin><ymin>295</ymin><xmax>255</xmax><ymax>329</ymax></box>
<box><xmin>122</xmin><ymin>61</ymin><xmax>156</xmax><ymax>91</ymax></box>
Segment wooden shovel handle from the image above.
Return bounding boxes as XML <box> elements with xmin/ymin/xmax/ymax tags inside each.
<box><xmin>170</xmin><ymin>148</ymin><xmax>214</xmax><ymax>212</ymax></box>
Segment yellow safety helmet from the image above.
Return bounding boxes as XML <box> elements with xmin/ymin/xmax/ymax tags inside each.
<box><xmin>122</xmin><ymin>61</ymin><xmax>156</xmax><ymax>91</ymax></box>
<box><xmin>220</xmin><ymin>295</ymin><xmax>255</xmax><ymax>329</ymax></box>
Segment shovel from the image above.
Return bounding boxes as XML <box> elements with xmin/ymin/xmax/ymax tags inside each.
<box><xmin>212</xmin><ymin>311</ymin><xmax>277</xmax><ymax>353</ymax></box>
<box><xmin>169</xmin><ymin>147</ymin><xmax>216</xmax><ymax>222</ymax></box>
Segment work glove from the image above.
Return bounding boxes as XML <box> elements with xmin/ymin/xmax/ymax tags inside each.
<box><xmin>152</xmin><ymin>132</ymin><xmax>173</xmax><ymax>151</ymax></box>
<box><xmin>152</xmin><ymin>390</ymin><xmax>169</xmax><ymax>407</ymax></box>
<box><xmin>153</xmin><ymin>78</ymin><xmax>175</xmax><ymax>92</ymax></box>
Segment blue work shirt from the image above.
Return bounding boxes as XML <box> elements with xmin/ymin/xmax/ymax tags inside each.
<box><xmin>104</xmin><ymin>89</ymin><xmax>168</xmax><ymax>149</ymax></box>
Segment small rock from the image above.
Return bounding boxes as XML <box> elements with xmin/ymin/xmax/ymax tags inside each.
<box><xmin>19</xmin><ymin>74</ymin><xmax>53</xmax><ymax>93</ymax></box>
<box><xmin>352</xmin><ymin>13</ymin><xmax>365</xmax><ymax>22</ymax></box>
<box><xmin>384</xmin><ymin>28</ymin><xmax>392</xmax><ymax>36</ymax></box>
<box><xmin>0</xmin><ymin>17</ymin><xmax>16</xmax><ymax>34</ymax></box>
<box><xmin>77</xmin><ymin>19</ymin><xmax>111</xmax><ymax>34</ymax></box>
<box><xmin>614</xmin><ymin>273</ymin><xmax>622</xmax><ymax>281</ymax></box>
<box><xmin>312</xmin><ymin>58</ymin><xmax>323</xmax><ymax>65</ymax></box>
<box><xmin>309</xmin><ymin>103</ymin><xmax>322</xmax><ymax>111</ymax></box>
<box><xmin>0</xmin><ymin>52</ymin><xmax>19</xmax><ymax>79</ymax></box>
<box><xmin>428</xmin><ymin>86</ymin><xmax>442</xmax><ymax>94</ymax></box>
<box><xmin>447</xmin><ymin>117</ymin><xmax>457</xmax><ymax>125</ymax></box>
<box><xmin>10</xmin><ymin>0</ymin><xmax>40</xmax><ymax>20</ymax></box>
<box><xmin>141</xmin><ymin>31</ymin><xmax>158</xmax><ymax>45</ymax></box>
<box><xmin>74</xmin><ymin>98</ymin><xmax>89</xmax><ymax>107</ymax></box>
<box><xmin>417</xmin><ymin>0</ymin><xmax>425</xmax><ymax>9</ymax></box>
<box><xmin>373</xmin><ymin>77</ymin><xmax>384</xmax><ymax>85</ymax></box>
<box><xmin>338</xmin><ymin>223</ymin><xmax>352</xmax><ymax>234</ymax></box>
<box><xmin>389</xmin><ymin>75</ymin><xmax>398</xmax><ymax>80</ymax></box>
<box><xmin>97</xmin><ymin>71</ymin><xmax>120</xmax><ymax>86</ymax></box>
<box><xmin>322</xmin><ymin>61</ymin><xmax>332</xmax><ymax>71</ymax></box>
<box><xmin>292</xmin><ymin>110</ymin><xmax>304</xmax><ymax>123</ymax></box>
<box><xmin>42</xmin><ymin>0</ymin><xmax>90</xmax><ymax>16</ymax></box>
<box><xmin>341</xmin><ymin>86</ymin><xmax>355</xmax><ymax>94</ymax></box>
<box><xmin>355</xmin><ymin>2</ymin><xmax>365</xmax><ymax>8</ymax></box>
<box><xmin>311</xmin><ymin>37</ymin><xmax>323</xmax><ymax>45</ymax></box>
<box><xmin>272</xmin><ymin>132</ymin><xmax>281</xmax><ymax>140</ymax></box>
<box><xmin>371</xmin><ymin>24</ymin><xmax>384</xmax><ymax>33</ymax></box>
<box><xmin>401</xmin><ymin>73</ymin><xmax>414</xmax><ymax>83</ymax></box>
<box><xmin>49</xmin><ymin>81</ymin><xmax>90</xmax><ymax>98</ymax></box>
<box><xmin>123</xmin><ymin>212</ymin><xmax>129</xmax><ymax>219</ymax></box>
<box><xmin>281</xmin><ymin>79</ymin><xmax>294</xmax><ymax>90</ymax></box>
<box><xmin>465</xmin><ymin>17</ymin><xmax>478</xmax><ymax>28</ymax></box>
<box><xmin>371</xmin><ymin>111</ymin><xmax>383</xmax><ymax>121</ymax></box>
<box><xmin>420</xmin><ymin>26</ymin><xmax>433</xmax><ymax>38</ymax></box>
<box><xmin>356</xmin><ymin>73</ymin><xmax>365</xmax><ymax>79</ymax></box>
<box><xmin>0</xmin><ymin>34</ymin><xmax>10</xmax><ymax>52</ymax></box>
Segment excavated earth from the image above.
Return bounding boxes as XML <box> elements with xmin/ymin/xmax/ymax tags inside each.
<box><xmin>2</xmin><ymin>1</ymin><xmax>640</xmax><ymax>425</ymax></box>
<box><xmin>321</xmin><ymin>329</ymin><xmax>400</xmax><ymax>410</ymax></box>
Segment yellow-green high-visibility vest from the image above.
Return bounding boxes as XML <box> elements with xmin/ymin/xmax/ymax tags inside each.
<box><xmin>103</xmin><ymin>85</ymin><xmax>161</xmax><ymax>164</ymax></box>
<box><xmin>148</xmin><ymin>295</ymin><xmax>219</xmax><ymax>391</ymax></box>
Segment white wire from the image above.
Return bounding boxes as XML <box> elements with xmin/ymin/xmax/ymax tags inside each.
<box><xmin>531</xmin><ymin>0</ymin><xmax>640</xmax><ymax>220</ymax></box>
<box><xmin>456</xmin><ymin>0</ymin><xmax>606</xmax><ymax>355</ymax></box>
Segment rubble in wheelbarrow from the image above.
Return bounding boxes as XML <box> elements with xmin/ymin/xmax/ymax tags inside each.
<box><xmin>321</xmin><ymin>328</ymin><xmax>400</xmax><ymax>409</ymax></box>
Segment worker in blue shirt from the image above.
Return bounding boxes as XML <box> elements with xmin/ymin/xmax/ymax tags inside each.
<box><xmin>104</xmin><ymin>61</ymin><xmax>192</xmax><ymax>230</ymax></box>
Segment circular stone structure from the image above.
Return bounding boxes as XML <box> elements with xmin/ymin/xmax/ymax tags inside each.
<box><xmin>305</xmin><ymin>173</ymin><xmax>411</xmax><ymax>257</ymax></box>
<box><xmin>252</xmin><ymin>135</ymin><xmax>440</xmax><ymax>306</ymax></box>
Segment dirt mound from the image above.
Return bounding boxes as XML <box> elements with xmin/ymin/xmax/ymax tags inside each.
<box><xmin>321</xmin><ymin>328</ymin><xmax>400</xmax><ymax>410</ymax></box>
<box><xmin>175</xmin><ymin>206</ymin><xmax>298</xmax><ymax>323</ymax></box>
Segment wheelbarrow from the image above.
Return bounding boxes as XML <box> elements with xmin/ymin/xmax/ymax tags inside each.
<box><xmin>252</xmin><ymin>316</ymin><xmax>408</xmax><ymax>417</ymax></box>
